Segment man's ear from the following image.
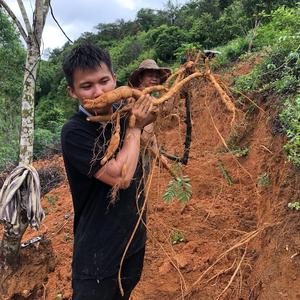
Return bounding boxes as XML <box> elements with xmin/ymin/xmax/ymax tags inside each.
<box><xmin>67</xmin><ymin>86</ymin><xmax>78</xmax><ymax>100</ymax></box>
<box><xmin>113</xmin><ymin>73</ymin><xmax>117</xmax><ymax>86</ymax></box>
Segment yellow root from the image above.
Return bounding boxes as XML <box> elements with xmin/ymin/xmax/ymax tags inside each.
<box><xmin>165</xmin><ymin>61</ymin><xmax>195</xmax><ymax>88</ymax></box>
<box><xmin>87</xmin><ymin>114</ymin><xmax>114</xmax><ymax>122</ymax></box>
<box><xmin>84</xmin><ymin>85</ymin><xmax>167</xmax><ymax>110</ymax></box>
<box><xmin>84</xmin><ymin>86</ymin><xmax>142</xmax><ymax>109</ymax></box>
<box><xmin>153</xmin><ymin>72</ymin><xmax>203</xmax><ymax>105</ymax></box>
<box><xmin>206</xmin><ymin>72</ymin><xmax>236</xmax><ymax>113</ymax></box>
<box><xmin>100</xmin><ymin>112</ymin><xmax>121</xmax><ymax>165</ymax></box>
<box><xmin>141</xmin><ymin>85</ymin><xmax>168</xmax><ymax>95</ymax></box>
<box><xmin>85</xmin><ymin>52</ymin><xmax>238</xmax><ymax>166</ymax></box>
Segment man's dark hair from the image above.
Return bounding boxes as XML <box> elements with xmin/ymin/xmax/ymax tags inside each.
<box><xmin>62</xmin><ymin>43</ymin><xmax>113</xmax><ymax>87</ymax></box>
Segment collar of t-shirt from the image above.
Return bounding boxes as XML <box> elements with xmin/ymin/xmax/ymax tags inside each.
<box><xmin>79</xmin><ymin>105</ymin><xmax>93</xmax><ymax>117</ymax></box>
<box><xmin>79</xmin><ymin>100</ymin><xmax>127</xmax><ymax>126</ymax></box>
<box><xmin>78</xmin><ymin>105</ymin><xmax>107</xmax><ymax>126</ymax></box>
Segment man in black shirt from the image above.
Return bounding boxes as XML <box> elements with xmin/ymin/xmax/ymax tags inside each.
<box><xmin>61</xmin><ymin>43</ymin><xmax>155</xmax><ymax>299</ymax></box>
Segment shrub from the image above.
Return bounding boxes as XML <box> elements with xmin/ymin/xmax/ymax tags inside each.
<box><xmin>234</xmin><ymin>34</ymin><xmax>300</xmax><ymax>95</ymax></box>
<box><xmin>279</xmin><ymin>96</ymin><xmax>300</xmax><ymax>167</ymax></box>
<box><xmin>34</xmin><ymin>128</ymin><xmax>61</xmax><ymax>159</ymax></box>
<box><xmin>154</xmin><ymin>25</ymin><xmax>187</xmax><ymax>61</ymax></box>
<box><xmin>253</xmin><ymin>6</ymin><xmax>300</xmax><ymax>50</ymax></box>
<box><xmin>214</xmin><ymin>37</ymin><xmax>249</xmax><ymax>66</ymax></box>
<box><xmin>0</xmin><ymin>137</ymin><xmax>18</xmax><ymax>171</ymax></box>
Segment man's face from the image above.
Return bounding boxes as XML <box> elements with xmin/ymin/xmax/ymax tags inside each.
<box><xmin>139</xmin><ymin>70</ymin><xmax>161</xmax><ymax>88</ymax></box>
<box><xmin>68</xmin><ymin>62</ymin><xmax>116</xmax><ymax>104</ymax></box>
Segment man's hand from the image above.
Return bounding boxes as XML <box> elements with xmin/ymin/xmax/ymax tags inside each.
<box><xmin>132</xmin><ymin>94</ymin><xmax>156</xmax><ymax>129</ymax></box>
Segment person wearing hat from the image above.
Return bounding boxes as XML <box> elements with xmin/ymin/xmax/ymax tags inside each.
<box><xmin>128</xmin><ymin>59</ymin><xmax>171</xmax><ymax>184</ymax></box>
<box><xmin>128</xmin><ymin>59</ymin><xmax>171</xmax><ymax>88</ymax></box>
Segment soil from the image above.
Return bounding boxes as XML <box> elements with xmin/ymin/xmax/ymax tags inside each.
<box><xmin>1</xmin><ymin>55</ymin><xmax>300</xmax><ymax>300</ymax></box>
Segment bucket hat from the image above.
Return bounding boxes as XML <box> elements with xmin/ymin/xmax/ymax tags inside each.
<box><xmin>128</xmin><ymin>59</ymin><xmax>171</xmax><ymax>87</ymax></box>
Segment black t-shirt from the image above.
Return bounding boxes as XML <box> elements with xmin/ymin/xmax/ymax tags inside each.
<box><xmin>61</xmin><ymin>111</ymin><xmax>146</xmax><ymax>280</ymax></box>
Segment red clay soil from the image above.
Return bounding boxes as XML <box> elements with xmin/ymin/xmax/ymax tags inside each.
<box><xmin>1</xmin><ymin>56</ymin><xmax>300</xmax><ymax>300</ymax></box>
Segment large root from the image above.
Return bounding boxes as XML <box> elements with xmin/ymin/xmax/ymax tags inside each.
<box><xmin>84</xmin><ymin>52</ymin><xmax>238</xmax><ymax>168</ymax></box>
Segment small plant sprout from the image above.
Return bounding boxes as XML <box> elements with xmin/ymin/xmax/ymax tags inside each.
<box><xmin>231</xmin><ymin>146</ymin><xmax>249</xmax><ymax>158</ymax></box>
<box><xmin>257</xmin><ymin>172</ymin><xmax>270</xmax><ymax>186</ymax></box>
<box><xmin>288</xmin><ymin>201</ymin><xmax>300</xmax><ymax>211</ymax></box>
<box><xmin>46</xmin><ymin>194</ymin><xmax>58</xmax><ymax>206</ymax></box>
<box><xmin>162</xmin><ymin>163</ymin><xmax>192</xmax><ymax>206</ymax></box>
<box><xmin>217</xmin><ymin>160</ymin><xmax>234</xmax><ymax>186</ymax></box>
<box><xmin>170</xmin><ymin>231</ymin><xmax>185</xmax><ymax>245</ymax></box>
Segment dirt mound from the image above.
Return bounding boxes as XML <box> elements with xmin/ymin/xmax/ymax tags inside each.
<box><xmin>0</xmin><ymin>238</ymin><xmax>55</xmax><ymax>299</ymax></box>
<box><xmin>1</xmin><ymin>56</ymin><xmax>299</xmax><ymax>299</ymax></box>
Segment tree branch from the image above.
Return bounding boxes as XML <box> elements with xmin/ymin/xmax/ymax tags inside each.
<box><xmin>42</xmin><ymin>0</ymin><xmax>50</xmax><ymax>28</ymax></box>
<box><xmin>0</xmin><ymin>0</ymin><xmax>28</xmax><ymax>42</ymax></box>
<box><xmin>17</xmin><ymin>0</ymin><xmax>33</xmax><ymax>39</ymax></box>
<box><xmin>33</xmin><ymin>0</ymin><xmax>43</xmax><ymax>42</ymax></box>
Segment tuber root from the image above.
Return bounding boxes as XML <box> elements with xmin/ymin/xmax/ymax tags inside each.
<box><xmin>100</xmin><ymin>112</ymin><xmax>121</xmax><ymax>165</ymax></box>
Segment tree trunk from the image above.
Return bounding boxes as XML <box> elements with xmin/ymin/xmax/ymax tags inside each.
<box><xmin>0</xmin><ymin>210</ymin><xmax>28</xmax><ymax>268</ymax></box>
<box><xmin>0</xmin><ymin>0</ymin><xmax>49</xmax><ymax>271</ymax></box>
<box><xmin>18</xmin><ymin>40</ymin><xmax>40</xmax><ymax>165</ymax></box>
<box><xmin>1</xmin><ymin>42</ymin><xmax>40</xmax><ymax>269</ymax></box>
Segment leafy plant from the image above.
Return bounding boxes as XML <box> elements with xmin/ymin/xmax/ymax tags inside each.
<box><xmin>46</xmin><ymin>194</ymin><xmax>58</xmax><ymax>207</ymax></box>
<box><xmin>288</xmin><ymin>201</ymin><xmax>300</xmax><ymax>211</ymax></box>
<box><xmin>214</xmin><ymin>37</ymin><xmax>249</xmax><ymax>67</ymax></box>
<box><xmin>279</xmin><ymin>96</ymin><xmax>300</xmax><ymax>167</ymax></box>
<box><xmin>163</xmin><ymin>163</ymin><xmax>192</xmax><ymax>205</ymax></box>
<box><xmin>163</xmin><ymin>176</ymin><xmax>192</xmax><ymax>205</ymax></box>
<box><xmin>257</xmin><ymin>172</ymin><xmax>270</xmax><ymax>186</ymax></box>
<box><xmin>230</xmin><ymin>146</ymin><xmax>249</xmax><ymax>158</ymax></box>
<box><xmin>170</xmin><ymin>231</ymin><xmax>185</xmax><ymax>245</ymax></box>
<box><xmin>217</xmin><ymin>160</ymin><xmax>234</xmax><ymax>185</ymax></box>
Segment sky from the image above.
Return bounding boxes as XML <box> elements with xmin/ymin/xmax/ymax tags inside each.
<box><xmin>6</xmin><ymin>0</ymin><xmax>189</xmax><ymax>53</ymax></box>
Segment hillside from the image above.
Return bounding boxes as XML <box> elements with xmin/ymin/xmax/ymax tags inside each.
<box><xmin>1</xmin><ymin>56</ymin><xmax>299</xmax><ymax>300</ymax></box>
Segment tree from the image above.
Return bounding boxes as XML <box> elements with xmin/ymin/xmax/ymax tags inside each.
<box><xmin>0</xmin><ymin>10</ymin><xmax>25</xmax><ymax>168</ymax></box>
<box><xmin>164</xmin><ymin>0</ymin><xmax>180</xmax><ymax>25</ymax></box>
<box><xmin>0</xmin><ymin>0</ymin><xmax>49</xmax><ymax>268</ymax></box>
<box><xmin>154</xmin><ymin>25</ymin><xmax>187</xmax><ymax>61</ymax></box>
<box><xmin>136</xmin><ymin>8</ymin><xmax>158</xmax><ymax>31</ymax></box>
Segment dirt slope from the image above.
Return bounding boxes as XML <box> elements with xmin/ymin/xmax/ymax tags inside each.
<box><xmin>1</xmin><ymin>56</ymin><xmax>299</xmax><ymax>300</ymax></box>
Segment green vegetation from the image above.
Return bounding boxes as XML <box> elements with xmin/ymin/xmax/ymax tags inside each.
<box><xmin>288</xmin><ymin>201</ymin><xmax>300</xmax><ymax>211</ymax></box>
<box><xmin>233</xmin><ymin>5</ymin><xmax>300</xmax><ymax>167</ymax></box>
<box><xmin>0</xmin><ymin>10</ymin><xmax>25</xmax><ymax>169</ymax></box>
<box><xmin>163</xmin><ymin>164</ymin><xmax>192</xmax><ymax>205</ymax></box>
<box><xmin>46</xmin><ymin>194</ymin><xmax>58</xmax><ymax>207</ymax></box>
<box><xmin>230</xmin><ymin>146</ymin><xmax>249</xmax><ymax>158</ymax></box>
<box><xmin>163</xmin><ymin>175</ymin><xmax>192</xmax><ymax>205</ymax></box>
<box><xmin>0</xmin><ymin>0</ymin><xmax>299</xmax><ymax>169</ymax></box>
<box><xmin>279</xmin><ymin>96</ymin><xmax>300</xmax><ymax>166</ymax></box>
<box><xmin>257</xmin><ymin>172</ymin><xmax>271</xmax><ymax>186</ymax></box>
<box><xmin>217</xmin><ymin>160</ymin><xmax>234</xmax><ymax>185</ymax></box>
<box><xmin>170</xmin><ymin>231</ymin><xmax>185</xmax><ymax>245</ymax></box>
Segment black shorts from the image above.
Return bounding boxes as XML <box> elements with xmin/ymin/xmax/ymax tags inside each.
<box><xmin>72</xmin><ymin>247</ymin><xmax>145</xmax><ymax>300</ymax></box>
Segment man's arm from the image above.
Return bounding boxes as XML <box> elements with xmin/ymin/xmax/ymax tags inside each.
<box><xmin>94</xmin><ymin>95</ymin><xmax>155</xmax><ymax>188</ymax></box>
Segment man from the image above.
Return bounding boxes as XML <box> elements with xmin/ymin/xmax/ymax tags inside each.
<box><xmin>128</xmin><ymin>59</ymin><xmax>171</xmax><ymax>181</ymax></box>
<box><xmin>61</xmin><ymin>43</ymin><xmax>155</xmax><ymax>300</ymax></box>
<box><xmin>128</xmin><ymin>59</ymin><xmax>171</xmax><ymax>89</ymax></box>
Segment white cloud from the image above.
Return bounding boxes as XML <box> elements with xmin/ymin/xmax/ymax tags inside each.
<box><xmin>5</xmin><ymin>0</ymin><xmax>189</xmax><ymax>50</ymax></box>
<box><xmin>115</xmin><ymin>0</ymin><xmax>136</xmax><ymax>10</ymax></box>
